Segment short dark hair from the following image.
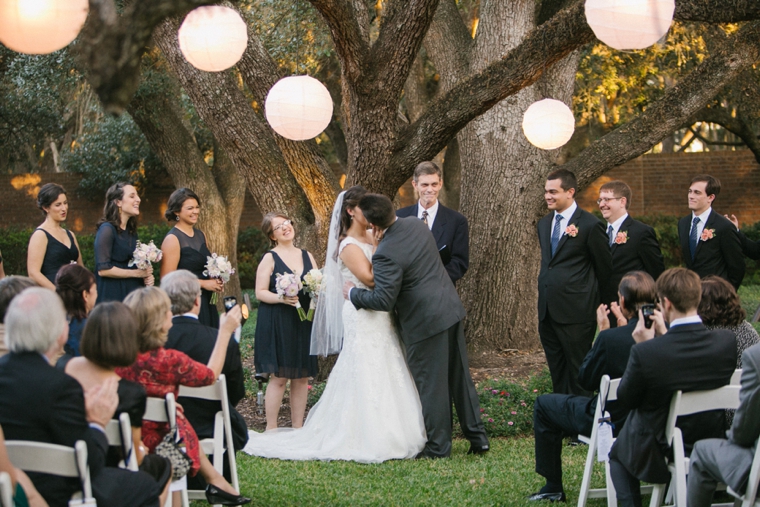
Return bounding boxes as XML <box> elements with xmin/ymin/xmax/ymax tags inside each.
<box><xmin>0</xmin><ymin>276</ymin><xmax>37</xmax><ymax>324</ymax></box>
<box><xmin>261</xmin><ymin>212</ymin><xmax>291</xmax><ymax>248</ymax></box>
<box><xmin>37</xmin><ymin>183</ymin><xmax>67</xmax><ymax>215</ymax></box>
<box><xmin>413</xmin><ymin>161</ymin><xmax>442</xmax><ymax>182</ymax></box>
<box><xmin>55</xmin><ymin>264</ymin><xmax>96</xmax><ymax>320</ymax></box>
<box><xmin>618</xmin><ymin>271</ymin><xmax>656</xmax><ymax>314</ymax></box>
<box><xmin>698</xmin><ymin>276</ymin><xmax>746</xmax><ymax>327</ymax></box>
<box><xmin>691</xmin><ymin>174</ymin><xmax>721</xmax><ymax>198</ymax></box>
<box><xmin>165</xmin><ymin>188</ymin><xmax>201</xmax><ymax>222</ymax></box>
<box><xmin>656</xmin><ymin>268</ymin><xmax>702</xmax><ymax>314</ymax></box>
<box><xmin>547</xmin><ymin>169</ymin><xmax>577</xmax><ymax>193</ymax></box>
<box><xmin>358</xmin><ymin>194</ymin><xmax>396</xmax><ymax>229</ymax></box>
<box><xmin>80</xmin><ymin>302</ymin><xmax>139</xmax><ymax>369</ymax></box>
<box><xmin>600</xmin><ymin>181</ymin><xmax>632</xmax><ymax>210</ymax></box>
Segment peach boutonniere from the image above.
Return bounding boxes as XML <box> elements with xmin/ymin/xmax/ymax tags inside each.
<box><xmin>565</xmin><ymin>224</ymin><xmax>579</xmax><ymax>237</ymax></box>
<box><xmin>701</xmin><ymin>229</ymin><xmax>716</xmax><ymax>241</ymax></box>
<box><xmin>614</xmin><ymin>231</ymin><xmax>628</xmax><ymax>244</ymax></box>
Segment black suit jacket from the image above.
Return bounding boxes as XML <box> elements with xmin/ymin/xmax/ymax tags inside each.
<box><xmin>610</xmin><ymin>323</ymin><xmax>737</xmax><ymax>483</ymax></box>
<box><xmin>577</xmin><ymin>318</ymin><xmax>639</xmax><ymax>431</ymax></box>
<box><xmin>679</xmin><ymin>211</ymin><xmax>745</xmax><ymax>289</ymax></box>
<box><xmin>396</xmin><ymin>203</ymin><xmax>469</xmax><ymax>283</ymax></box>
<box><xmin>607</xmin><ymin>216</ymin><xmax>665</xmax><ymax>301</ymax></box>
<box><xmin>537</xmin><ymin>206</ymin><xmax>615</xmax><ymax>324</ymax></box>
<box><xmin>738</xmin><ymin>230</ymin><xmax>760</xmax><ymax>260</ymax></box>
<box><xmin>350</xmin><ymin>217</ymin><xmax>466</xmax><ymax>345</ymax></box>
<box><xmin>0</xmin><ymin>352</ymin><xmax>108</xmax><ymax>507</ymax></box>
<box><xmin>166</xmin><ymin>316</ymin><xmax>248</xmax><ymax>450</ymax></box>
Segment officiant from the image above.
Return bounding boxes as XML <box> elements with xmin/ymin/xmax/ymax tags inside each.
<box><xmin>397</xmin><ymin>161</ymin><xmax>469</xmax><ymax>284</ymax></box>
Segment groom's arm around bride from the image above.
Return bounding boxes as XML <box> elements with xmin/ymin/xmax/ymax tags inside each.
<box><xmin>344</xmin><ymin>194</ymin><xmax>489</xmax><ymax>458</ymax></box>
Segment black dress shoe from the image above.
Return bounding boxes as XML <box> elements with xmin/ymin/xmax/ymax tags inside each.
<box><xmin>527</xmin><ymin>491</ymin><xmax>566</xmax><ymax>502</ymax></box>
<box><xmin>205</xmin><ymin>484</ymin><xmax>252</xmax><ymax>506</ymax></box>
<box><xmin>467</xmin><ymin>443</ymin><xmax>490</xmax><ymax>455</ymax></box>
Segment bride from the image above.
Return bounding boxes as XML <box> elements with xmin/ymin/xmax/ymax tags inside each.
<box><xmin>243</xmin><ymin>186</ymin><xmax>426</xmax><ymax>463</ymax></box>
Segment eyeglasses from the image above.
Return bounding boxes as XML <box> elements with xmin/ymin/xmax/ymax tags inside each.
<box><xmin>596</xmin><ymin>197</ymin><xmax>623</xmax><ymax>205</ymax></box>
<box><xmin>273</xmin><ymin>219</ymin><xmax>292</xmax><ymax>232</ymax></box>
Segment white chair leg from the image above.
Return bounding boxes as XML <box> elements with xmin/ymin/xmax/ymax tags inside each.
<box><xmin>605</xmin><ymin>460</ymin><xmax>618</xmax><ymax>507</ymax></box>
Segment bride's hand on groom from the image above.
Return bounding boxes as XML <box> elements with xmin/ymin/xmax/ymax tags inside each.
<box><xmin>343</xmin><ymin>281</ymin><xmax>355</xmax><ymax>301</ymax></box>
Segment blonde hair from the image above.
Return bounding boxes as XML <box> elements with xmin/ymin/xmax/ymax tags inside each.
<box><xmin>124</xmin><ymin>287</ymin><xmax>171</xmax><ymax>352</ymax></box>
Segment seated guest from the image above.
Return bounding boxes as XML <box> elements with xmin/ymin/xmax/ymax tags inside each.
<box><xmin>63</xmin><ymin>302</ymin><xmax>171</xmax><ymax>495</ymax></box>
<box><xmin>55</xmin><ymin>264</ymin><xmax>97</xmax><ymax>358</ymax></box>
<box><xmin>161</xmin><ymin>270</ymin><xmax>248</xmax><ymax>486</ymax></box>
<box><xmin>529</xmin><ymin>271</ymin><xmax>656</xmax><ymax>502</ymax></box>
<box><xmin>0</xmin><ymin>276</ymin><xmax>37</xmax><ymax>357</ymax></box>
<box><xmin>0</xmin><ymin>424</ymin><xmax>47</xmax><ymax>507</ymax></box>
<box><xmin>117</xmin><ymin>287</ymin><xmax>250</xmax><ymax>506</ymax></box>
<box><xmin>609</xmin><ymin>268</ymin><xmax>737</xmax><ymax>507</ymax></box>
<box><xmin>687</xmin><ymin>342</ymin><xmax>760</xmax><ymax>507</ymax></box>
<box><xmin>0</xmin><ymin>288</ymin><xmax>166</xmax><ymax>507</ymax></box>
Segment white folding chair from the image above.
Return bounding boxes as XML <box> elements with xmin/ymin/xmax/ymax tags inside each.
<box><xmin>732</xmin><ymin>369</ymin><xmax>743</xmax><ymax>385</ymax></box>
<box><xmin>144</xmin><ymin>393</ymin><xmax>189</xmax><ymax>507</ymax></box>
<box><xmin>0</xmin><ymin>471</ymin><xmax>12</xmax><ymax>507</ymax></box>
<box><xmin>649</xmin><ymin>385</ymin><xmax>742</xmax><ymax>507</ymax></box>
<box><xmin>179</xmin><ymin>374</ymin><xmax>239</xmax><ymax>506</ymax></box>
<box><xmin>726</xmin><ymin>436</ymin><xmax>760</xmax><ymax>507</ymax></box>
<box><xmin>5</xmin><ymin>439</ymin><xmax>96</xmax><ymax>505</ymax></box>
<box><xmin>105</xmin><ymin>412</ymin><xmax>138</xmax><ymax>471</ymax></box>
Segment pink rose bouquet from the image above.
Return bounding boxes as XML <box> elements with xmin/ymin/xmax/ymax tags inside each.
<box><xmin>204</xmin><ymin>253</ymin><xmax>235</xmax><ymax>304</ymax></box>
<box><xmin>276</xmin><ymin>272</ymin><xmax>306</xmax><ymax>321</ymax></box>
<box><xmin>129</xmin><ymin>240</ymin><xmax>163</xmax><ymax>271</ymax></box>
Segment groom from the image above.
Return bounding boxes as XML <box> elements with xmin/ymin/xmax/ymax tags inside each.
<box><xmin>343</xmin><ymin>193</ymin><xmax>489</xmax><ymax>458</ymax></box>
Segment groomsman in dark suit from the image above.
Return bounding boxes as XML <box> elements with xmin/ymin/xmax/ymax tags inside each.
<box><xmin>678</xmin><ymin>174</ymin><xmax>744</xmax><ymax>289</ymax></box>
<box><xmin>537</xmin><ymin>169</ymin><xmax>615</xmax><ymax>396</ymax></box>
<box><xmin>396</xmin><ymin>161</ymin><xmax>469</xmax><ymax>283</ymax></box>
<box><xmin>529</xmin><ymin>272</ymin><xmax>656</xmax><ymax>502</ymax></box>
<box><xmin>598</xmin><ymin>181</ymin><xmax>665</xmax><ymax>326</ymax></box>
<box><xmin>724</xmin><ymin>213</ymin><xmax>760</xmax><ymax>260</ymax></box>
<box><xmin>608</xmin><ymin>268</ymin><xmax>737</xmax><ymax>507</ymax></box>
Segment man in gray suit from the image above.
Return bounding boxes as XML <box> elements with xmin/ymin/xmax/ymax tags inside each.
<box><xmin>343</xmin><ymin>193</ymin><xmax>488</xmax><ymax>458</ymax></box>
<box><xmin>687</xmin><ymin>342</ymin><xmax>760</xmax><ymax>507</ymax></box>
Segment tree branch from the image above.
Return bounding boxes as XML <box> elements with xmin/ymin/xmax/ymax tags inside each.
<box><xmin>562</xmin><ymin>21</ymin><xmax>760</xmax><ymax>189</ymax></box>
<box><xmin>308</xmin><ymin>0</ymin><xmax>370</xmax><ymax>83</ymax></box>
<box><xmin>694</xmin><ymin>106</ymin><xmax>760</xmax><ymax>164</ymax></box>
<box><xmin>675</xmin><ymin>0</ymin><xmax>760</xmax><ymax>22</ymax></box>
<box><xmin>423</xmin><ymin>0</ymin><xmax>473</xmax><ymax>91</ymax></box>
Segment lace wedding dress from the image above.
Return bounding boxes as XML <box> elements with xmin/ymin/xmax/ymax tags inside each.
<box><xmin>243</xmin><ymin>237</ymin><xmax>426</xmax><ymax>463</ymax></box>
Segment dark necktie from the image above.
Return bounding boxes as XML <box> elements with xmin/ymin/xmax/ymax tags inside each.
<box><xmin>689</xmin><ymin>216</ymin><xmax>700</xmax><ymax>260</ymax></box>
<box><xmin>421</xmin><ymin>210</ymin><xmax>429</xmax><ymax>226</ymax></box>
<box><xmin>608</xmin><ymin>225</ymin><xmax>615</xmax><ymax>247</ymax></box>
<box><xmin>551</xmin><ymin>214</ymin><xmax>563</xmax><ymax>256</ymax></box>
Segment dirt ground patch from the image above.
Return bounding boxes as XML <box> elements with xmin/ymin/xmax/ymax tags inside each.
<box><xmin>238</xmin><ymin>349</ymin><xmax>547</xmax><ymax>432</ymax></box>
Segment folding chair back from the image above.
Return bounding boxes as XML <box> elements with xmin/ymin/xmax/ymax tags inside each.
<box><xmin>144</xmin><ymin>393</ymin><xmax>188</xmax><ymax>507</ymax></box>
<box><xmin>179</xmin><ymin>374</ymin><xmax>239</xmax><ymax>505</ymax></box>
<box><xmin>732</xmin><ymin>369</ymin><xmax>743</xmax><ymax>385</ymax></box>
<box><xmin>0</xmin><ymin>471</ymin><xmax>12</xmax><ymax>507</ymax></box>
<box><xmin>651</xmin><ymin>385</ymin><xmax>741</xmax><ymax>507</ymax></box>
<box><xmin>5</xmin><ymin>439</ymin><xmax>94</xmax><ymax>504</ymax></box>
<box><xmin>105</xmin><ymin>412</ymin><xmax>138</xmax><ymax>471</ymax></box>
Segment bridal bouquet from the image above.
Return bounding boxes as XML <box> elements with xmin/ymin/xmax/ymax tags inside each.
<box><xmin>302</xmin><ymin>268</ymin><xmax>324</xmax><ymax>321</ymax></box>
<box><xmin>129</xmin><ymin>240</ymin><xmax>163</xmax><ymax>271</ymax></box>
<box><xmin>203</xmin><ymin>253</ymin><xmax>235</xmax><ymax>304</ymax></box>
<box><xmin>276</xmin><ymin>272</ymin><xmax>306</xmax><ymax>321</ymax></box>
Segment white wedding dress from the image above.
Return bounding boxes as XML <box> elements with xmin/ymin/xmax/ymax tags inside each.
<box><xmin>243</xmin><ymin>237</ymin><xmax>426</xmax><ymax>463</ymax></box>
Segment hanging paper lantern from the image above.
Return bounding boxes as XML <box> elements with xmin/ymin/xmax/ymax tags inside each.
<box><xmin>522</xmin><ymin>99</ymin><xmax>575</xmax><ymax>150</ymax></box>
<box><xmin>585</xmin><ymin>0</ymin><xmax>675</xmax><ymax>50</ymax></box>
<box><xmin>0</xmin><ymin>0</ymin><xmax>89</xmax><ymax>55</ymax></box>
<box><xmin>178</xmin><ymin>6</ymin><xmax>248</xmax><ymax>72</ymax></box>
<box><xmin>265</xmin><ymin>75</ymin><xmax>334</xmax><ymax>141</ymax></box>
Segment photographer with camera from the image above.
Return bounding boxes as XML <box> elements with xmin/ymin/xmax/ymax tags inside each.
<box><xmin>529</xmin><ymin>271</ymin><xmax>655</xmax><ymax>502</ymax></box>
<box><xmin>608</xmin><ymin>268</ymin><xmax>737</xmax><ymax>507</ymax></box>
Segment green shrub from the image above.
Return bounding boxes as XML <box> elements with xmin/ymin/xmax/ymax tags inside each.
<box><xmin>634</xmin><ymin>214</ymin><xmax>682</xmax><ymax>268</ymax></box>
<box><xmin>237</xmin><ymin>227</ymin><xmax>269</xmax><ymax>289</ymax></box>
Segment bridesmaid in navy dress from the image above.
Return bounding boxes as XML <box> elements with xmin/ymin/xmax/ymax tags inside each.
<box><xmin>160</xmin><ymin>188</ymin><xmax>222</xmax><ymax>328</ymax></box>
<box><xmin>94</xmin><ymin>183</ymin><xmax>154</xmax><ymax>303</ymax></box>
<box><xmin>254</xmin><ymin>212</ymin><xmax>318</xmax><ymax>430</ymax></box>
<box><xmin>27</xmin><ymin>183</ymin><xmax>84</xmax><ymax>289</ymax></box>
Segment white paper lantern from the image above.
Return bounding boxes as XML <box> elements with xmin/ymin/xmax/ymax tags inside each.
<box><xmin>522</xmin><ymin>99</ymin><xmax>575</xmax><ymax>150</ymax></box>
<box><xmin>265</xmin><ymin>76</ymin><xmax>334</xmax><ymax>141</ymax></box>
<box><xmin>0</xmin><ymin>0</ymin><xmax>89</xmax><ymax>55</ymax></box>
<box><xmin>178</xmin><ymin>6</ymin><xmax>248</xmax><ymax>72</ymax></box>
<box><xmin>585</xmin><ymin>0</ymin><xmax>675</xmax><ymax>50</ymax></box>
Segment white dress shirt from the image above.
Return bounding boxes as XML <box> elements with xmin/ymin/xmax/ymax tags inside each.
<box><xmin>552</xmin><ymin>201</ymin><xmax>578</xmax><ymax>241</ymax></box>
<box><xmin>690</xmin><ymin>208</ymin><xmax>712</xmax><ymax>240</ymax></box>
<box><xmin>607</xmin><ymin>213</ymin><xmax>629</xmax><ymax>240</ymax></box>
<box><xmin>181</xmin><ymin>312</ymin><xmax>199</xmax><ymax>320</ymax></box>
<box><xmin>417</xmin><ymin>200</ymin><xmax>439</xmax><ymax>230</ymax></box>
<box><xmin>669</xmin><ymin>315</ymin><xmax>702</xmax><ymax>328</ymax></box>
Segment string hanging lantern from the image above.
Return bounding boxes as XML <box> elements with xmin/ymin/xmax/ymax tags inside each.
<box><xmin>265</xmin><ymin>75</ymin><xmax>334</xmax><ymax>141</ymax></box>
<box><xmin>585</xmin><ymin>0</ymin><xmax>675</xmax><ymax>50</ymax></box>
<box><xmin>178</xmin><ymin>5</ymin><xmax>248</xmax><ymax>72</ymax></box>
<box><xmin>522</xmin><ymin>99</ymin><xmax>575</xmax><ymax>150</ymax></box>
<box><xmin>0</xmin><ymin>0</ymin><xmax>89</xmax><ymax>55</ymax></box>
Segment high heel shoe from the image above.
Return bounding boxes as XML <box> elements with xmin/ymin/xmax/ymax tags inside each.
<box><xmin>204</xmin><ymin>484</ymin><xmax>251</xmax><ymax>506</ymax></box>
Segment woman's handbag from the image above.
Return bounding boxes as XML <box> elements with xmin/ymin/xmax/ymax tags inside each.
<box><xmin>154</xmin><ymin>426</ymin><xmax>192</xmax><ymax>481</ymax></box>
